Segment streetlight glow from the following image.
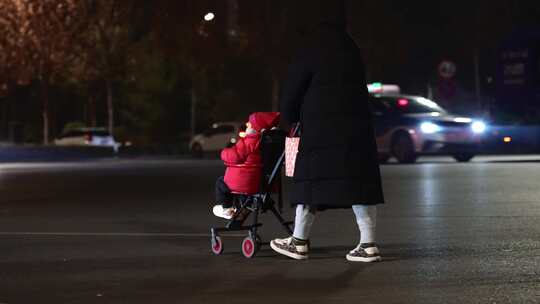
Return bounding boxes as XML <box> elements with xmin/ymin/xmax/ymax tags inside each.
<box><xmin>204</xmin><ymin>12</ymin><xmax>215</xmax><ymax>22</ymax></box>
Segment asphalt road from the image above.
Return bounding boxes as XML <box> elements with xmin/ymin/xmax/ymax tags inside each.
<box><xmin>1</xmin><ymin>156</ymin><xmax>539</xmax><ymax>303</ymax></box>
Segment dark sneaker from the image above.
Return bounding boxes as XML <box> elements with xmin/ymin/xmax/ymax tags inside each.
<box><xmin>346</xmin><ymin>243</ymin><xmax>382</xmax><ymax>262</ymax></box>
<box><xmin>270</xmin><ymin>237</ymin><xmax>309</xmax><ymax>260</ymax></box>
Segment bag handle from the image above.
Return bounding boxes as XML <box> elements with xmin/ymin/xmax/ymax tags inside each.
<box><xmin>289</xmin><ymin>123</ymin><xmax>301</xmax><ymax>137</ymax></box>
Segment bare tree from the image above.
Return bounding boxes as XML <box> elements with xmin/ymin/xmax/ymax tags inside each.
<box><xmin>76</xmin><ymin>0</ymin><xmax>148</xmax><ymax>135</ymax></box>
<box><xmin>0</xmin><ymin>0</ymin><xmax>30</xmax><ymax>91</ymax></box>
<box><xmin>0</xmin><ymin>0</ymin><xmax>88</xmax><ymax>144</ymax></box>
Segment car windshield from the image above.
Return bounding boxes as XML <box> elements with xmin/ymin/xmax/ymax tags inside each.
<box><xmin>380</xmin><ymin>96</ymin><xmax>447</xmax><ymax>114</ymax></box>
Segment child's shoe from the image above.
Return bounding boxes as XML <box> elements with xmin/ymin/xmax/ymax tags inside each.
<box><xmin>270</xmin><ymin>236</ymin><xmax>309</xmax><ymax>260</ymax></box>
<box><xmin>212</xmin><ymin>205</ymin><xmax>236</xmax><ymax>220</ymax></box>
<box><xmin>346</xmin><ymin>243</ymin><xmax>382</xmax><ymax>262</ymax></box>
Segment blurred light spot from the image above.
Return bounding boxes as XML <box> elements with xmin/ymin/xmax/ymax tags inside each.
<box><xmin>503</xmin><ymin>137</ymin><xmax>512</xmax><ymax>143</ymax></box>
<box><xmin>398</xmin><ymin>99</ymin><xmax>409</xmax><ymax>106</ymax></box>
<box><xmin>471</xmin><ymin>121</ymin><xmax>487</xmax><ymax>133</ymax></box>
<box><xmin>204</xmin><ymin>12</ymin><xmax>215</xmax><ymax>21</ymax></box>
<box><xmin>417</xmin><ymin>97</ymin><xmax>440</xmax><ymax>110</ymax></box>
<box><xmin>420</xmin><ymin>122</ymin><xmax>441</xmax><ymax>134</ymax></box>
<box><xmin>454</xmin><ymin>117</ymin><xmax>472</xmax><ymax>123</ymax></box>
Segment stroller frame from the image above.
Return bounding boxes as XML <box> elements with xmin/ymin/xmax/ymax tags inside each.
<box><xmin>210</xmin><ymin>129</ymin><xmax>293</xmax><ymax>258</ymax></box>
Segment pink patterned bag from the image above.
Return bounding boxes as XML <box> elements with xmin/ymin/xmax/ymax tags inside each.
<box><xmin>285</xmin><ymin>136</ymin><xmax>299</xmax><ymax>177</ymax></box>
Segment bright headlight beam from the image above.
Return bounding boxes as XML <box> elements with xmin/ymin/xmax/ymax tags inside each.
<box><xmin>471</xmin><ymin>121</ymin><xmax>486</xmax><ymax>133</ymax></box>
<box><xmin>420</xmin><ymin>122</ymin><xmax>441</xmax><ymax>134</ymax></box>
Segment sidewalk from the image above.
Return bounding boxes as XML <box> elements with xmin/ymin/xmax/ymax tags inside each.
<box><xmin>0</xmin><ymin>144</ymin><xmax>117</xmax><ymax>163</ymax></box>
<box><xmin>0</xmin><ymin>143</ymin><xmax>196</xmax><ymax>163</ymax></box>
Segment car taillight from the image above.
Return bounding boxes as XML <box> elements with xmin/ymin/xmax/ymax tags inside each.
<box><xmin>398</xmin><ymin>99</ymin><xmax>409</xmax><ymax>106</ymax></box>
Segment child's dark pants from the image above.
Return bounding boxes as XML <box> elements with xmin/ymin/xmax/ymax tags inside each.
<box><xmin>215</xmin><ymin>176</ymin><xmax>234</xmax><ymax>208</ymax></box>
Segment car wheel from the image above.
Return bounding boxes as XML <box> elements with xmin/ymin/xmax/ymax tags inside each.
<box><xmin>453</xmin><ymin>154</ymin><xmax>475</xmax><ymax>162</ymax></box>
<box><xmin>191</xmin><ymin>143</ymin><xmax>203</xmax><ymax>158</ymax></box>
<box><xmin>391</xmin><ymin>133</ymin><xmax>417</xmax><ymax>164</ymax></box>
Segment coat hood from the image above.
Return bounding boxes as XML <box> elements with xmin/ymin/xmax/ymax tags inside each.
<box><xmin>248</xmin><ymin>112</ymin><xmax>281</xmax><ymax>132</ymax></box>
<box><xmin>292</xmin><ymin>0</ymin><xmax>346</xmax><ymax>35</ymax></box>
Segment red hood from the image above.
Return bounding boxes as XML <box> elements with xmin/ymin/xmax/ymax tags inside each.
<box><xmin>248</xmin><ymin>112</ymin><xmax>280</xmax><ymax>132</ymax></box>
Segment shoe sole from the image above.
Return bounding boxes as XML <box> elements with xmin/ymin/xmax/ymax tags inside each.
<box><xmin>213</xmin><ymin>213</ymin><xmax>233</xmax><ymax>220</ymax></box>
<box><xmin>270</xmin><ymin>241</ymin><xmax>308</xmax><ymax>260</ymax></box>
<box><xmin>212</xmin><ymin>209</ymin><xmax>233</xmax><ymax>220</ymax></box>
<box><xmin>346</xmin><ymin>254</ymin><xmax>382</xmax><ymax>262</ymax></box>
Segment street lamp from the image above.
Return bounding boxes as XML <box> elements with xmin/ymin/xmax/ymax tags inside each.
<box><xmin>204</xmin><ymin>12</ymin><xmax>215</xmax><ymax>22</ymax></box>
<box><xmin>198</xmin><ymin>12</ymin><xmax>215</xmax><ymax>37</ymax></box>
<box><xmin>191</xmin><ymin>12</ymin><xmax>215</xmax><ymax>138</ymax></box>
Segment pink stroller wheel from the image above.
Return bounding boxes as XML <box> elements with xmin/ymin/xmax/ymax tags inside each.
<box><xmin>211</xmin><ymin>236</ymin><xmax>223</xmax><ymax>255</ymax></box>
<box><xmin>241</xmin><ymin>236</ymin><xmax>258</xmax><ymax>258</ymax></box>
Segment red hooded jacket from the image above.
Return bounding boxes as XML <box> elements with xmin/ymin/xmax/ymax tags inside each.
<box><xmin>222</xmin><ymin>112</ymin><xmax>280</xmax><ymax>194</ymax></box>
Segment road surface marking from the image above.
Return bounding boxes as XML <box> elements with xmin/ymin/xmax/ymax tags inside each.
<box><xmin>0</xmin><ymin>232</ymin><xmax>244</xmax><ymax>237</ymax></box>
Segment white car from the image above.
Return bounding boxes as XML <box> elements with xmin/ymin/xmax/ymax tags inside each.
<box><xmin>54</xmin><ymin>128</ymin><xmax>119</xmax><ymax>152</ymax></box>
<box><xmin>371</xmin><ymin>94</ymin><xmax>486</xmax><ymax>163</ymax></box>
<box><xmin>189</xmin><ymin>122</ymin><xmax>245</xmax><ymax>157</ymax></box>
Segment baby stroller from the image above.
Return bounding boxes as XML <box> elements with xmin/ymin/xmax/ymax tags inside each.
<box><xmin>210</xmin><ymin>129</ymin><xmax>293</xmax><ymax>258</ymax></box>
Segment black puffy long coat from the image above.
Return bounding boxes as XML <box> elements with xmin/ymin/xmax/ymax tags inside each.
<box><xmin>280</xmin><ymin>24</ymin><xmax>385</xmax><ymax>209</ymax></box>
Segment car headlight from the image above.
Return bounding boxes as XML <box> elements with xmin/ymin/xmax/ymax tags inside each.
<box><xmin>420</xmin><ymin>122</ymin><xmax>441</xmax><ymax>134</ymax></box>
<box><xmin>471</xmin><ymin>121</ymin><xmax>486</xmax><ymax>133</ymax></box>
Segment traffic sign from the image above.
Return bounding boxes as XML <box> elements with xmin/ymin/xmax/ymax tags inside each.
<box><xmin>438</xmin><ymin>61</ymin><xmax>457</xmax><ymax>79</ymax></box>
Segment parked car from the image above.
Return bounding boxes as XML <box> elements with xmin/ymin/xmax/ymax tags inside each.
<box><xmin>371</xmin><ymin>94</ymin><xmax>487</xmax><ymax>163</ymax></box>
<box><xmin>54</xmin><ymin>128</ymin><xmax>119</xmax><ymax>152</ymax></box>
<box><xmin>189</xmin><ymin>122</ymin><xmax>245</xmax><ymax>157</ymax></box>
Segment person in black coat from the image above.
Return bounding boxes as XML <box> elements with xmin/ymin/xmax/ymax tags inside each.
<box><xmin>270</xmin><ymin>0</ymin><xmax>385</xmax><ymax>262</ymax></box>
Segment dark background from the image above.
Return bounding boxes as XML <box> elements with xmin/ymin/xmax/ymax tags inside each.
<box><xmin>1</xmin><ymin>0</ymin><xmax>539</xmax><ymax>145</ymax></box>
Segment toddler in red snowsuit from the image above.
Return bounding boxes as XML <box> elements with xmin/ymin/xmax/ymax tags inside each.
<box><xmin>213</xmin><ymin>112</ymin><xmax>280</xmax><ymax>219</ymax></box>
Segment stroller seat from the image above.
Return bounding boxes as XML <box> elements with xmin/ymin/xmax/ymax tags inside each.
<box><xmin>210</xmin><ymin>129</ymin><xmax>293</xmax><ymax>258</ymax></box>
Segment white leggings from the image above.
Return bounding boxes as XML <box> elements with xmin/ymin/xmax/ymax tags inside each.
<box><xmin>292</xmin><ymin>204</ymin><xmax>377</xmax><ymax>244</ymax></box>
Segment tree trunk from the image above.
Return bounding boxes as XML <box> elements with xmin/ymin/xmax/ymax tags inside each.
<box><xmin>190</xmin><ymin>86</ymin><xmax>197</xmax><ymax>138</ymax></box>
<box><xmin>106</xmin><ymin>79</ymin><xmax>114</xmax><ymax>135</ymax></box>
<box><xmin>88</xmin><ymin>95</ymin><xmax>97</xmax><ymax>127</ymax></box>
<box><xmin>41</xmin><ymin>79</ymin><xmax>50</xmax><ymax>145</ymax></box>
<box><xmin>1</xmin><ymin>98</ymin><xmax>7</xmax><ymax>140</ymax></box>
